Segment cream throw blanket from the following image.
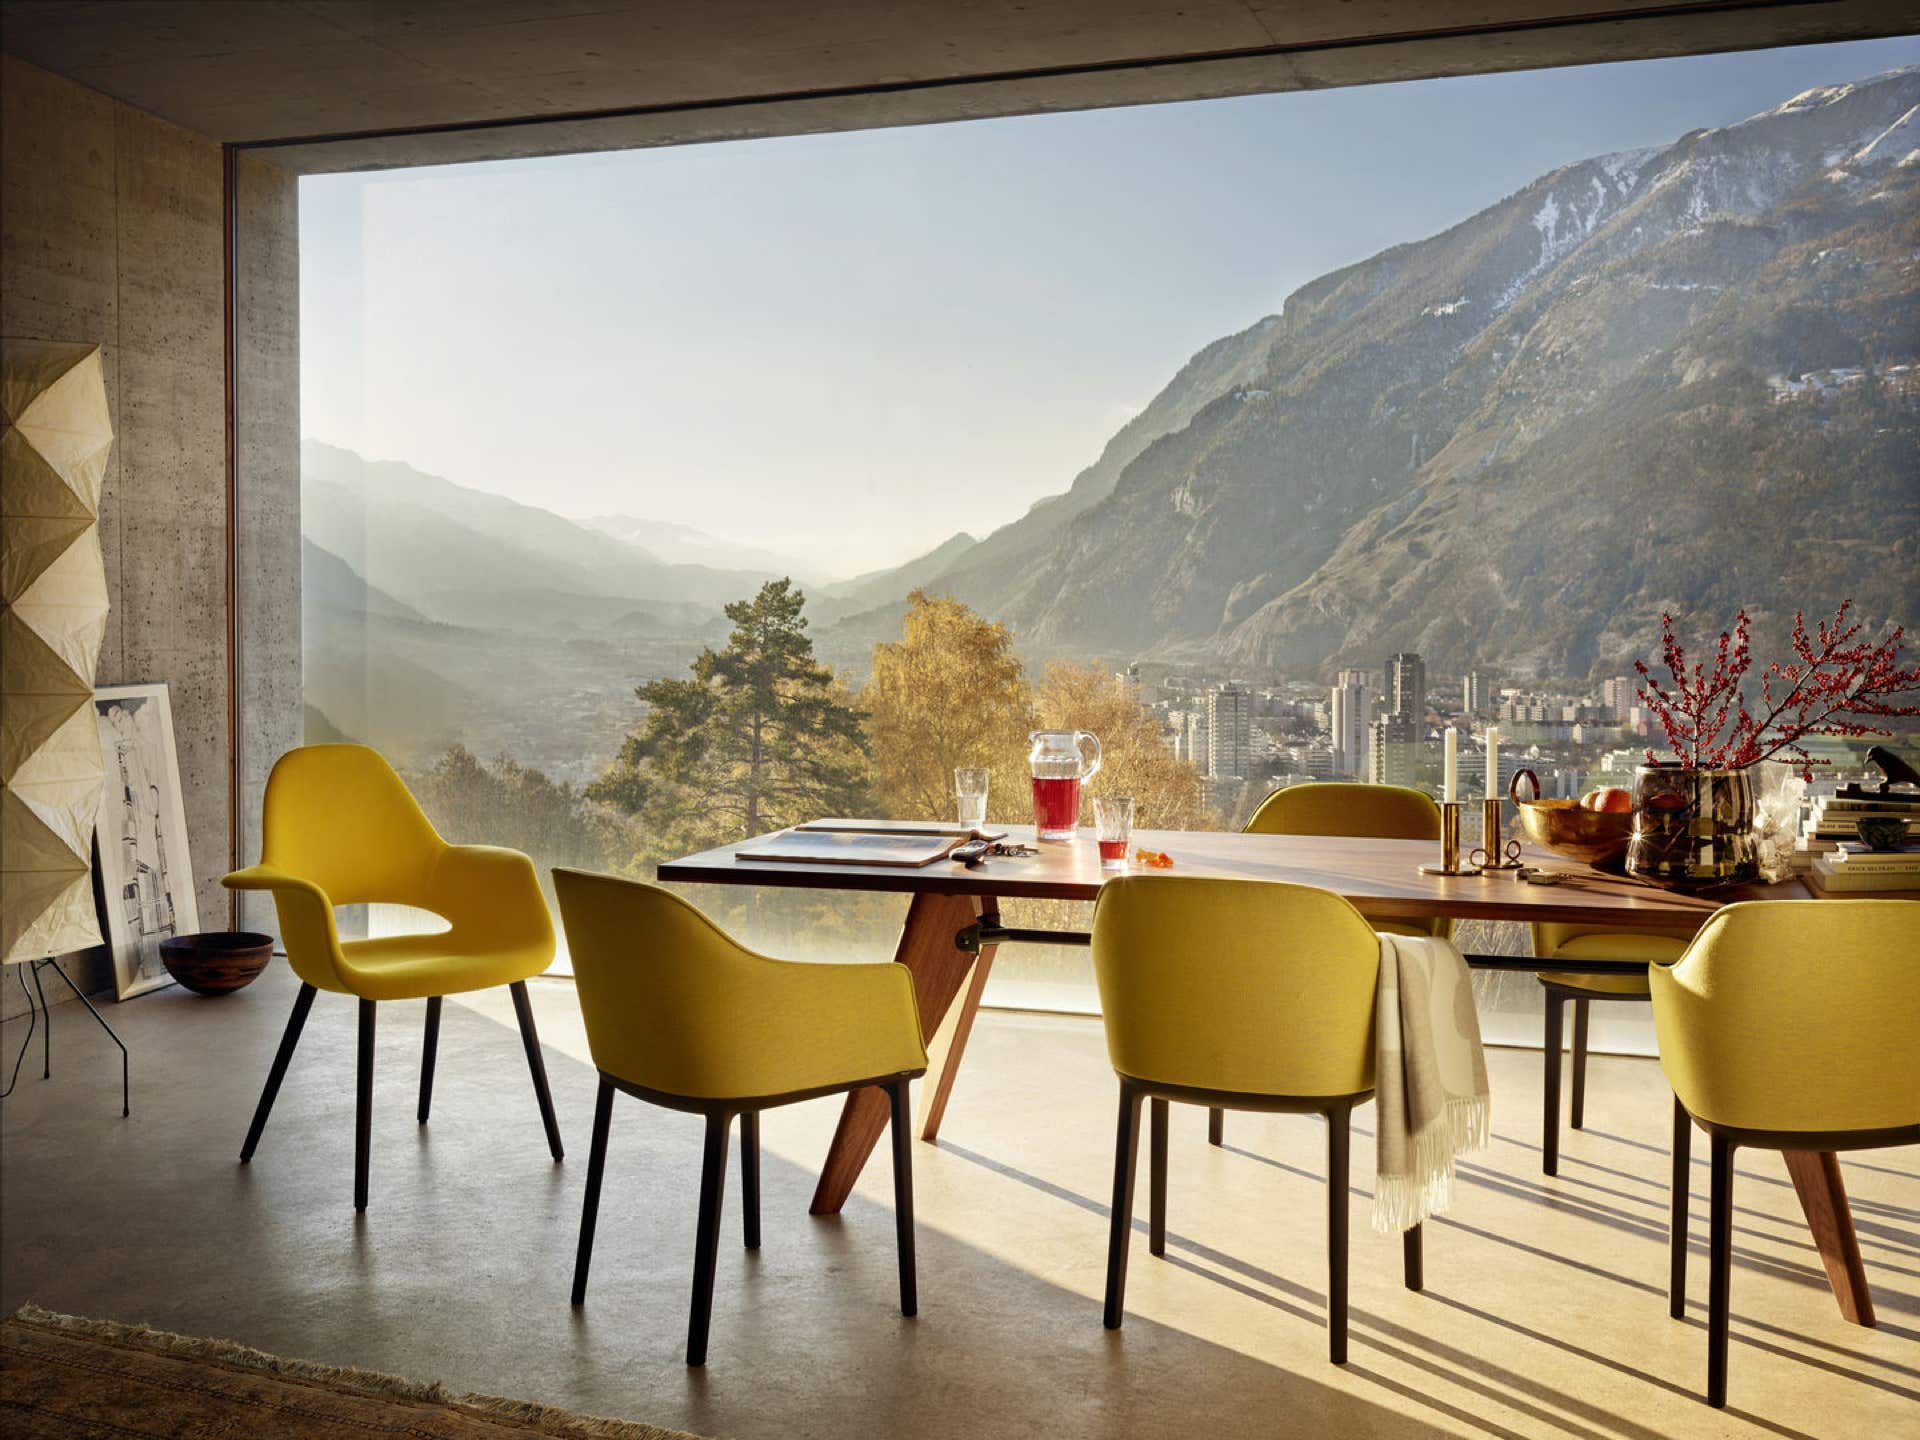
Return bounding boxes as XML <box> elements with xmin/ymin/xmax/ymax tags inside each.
<box><xmin>1372</xmin><ymin>933</ymin><xmax>1491</xmax><ymax>1234</ymax></box>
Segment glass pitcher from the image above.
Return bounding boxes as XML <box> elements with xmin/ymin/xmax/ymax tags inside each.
<box><xmin>1029</xmin><ymin>729</ymin><xmax>1102</xmax><ymax>841</ymax></box>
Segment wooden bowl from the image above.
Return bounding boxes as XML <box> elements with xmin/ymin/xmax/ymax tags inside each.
<box><xmin>1515</xmin><ymin>799</ymin><xmax>1633</xmax><ymax>870</ymax></box>
<box><xmin>159</xmin><ymin>931</ymin><xmax>274</xmax><ymax>995</ymax></box>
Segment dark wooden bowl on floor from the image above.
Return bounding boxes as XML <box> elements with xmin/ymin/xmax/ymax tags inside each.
<box><xmin>158</xmin><ymin>932</ymin><xmax>274</xmax><ymax>995</ymax></box>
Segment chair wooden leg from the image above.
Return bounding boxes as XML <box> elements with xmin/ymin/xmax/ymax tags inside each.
<box><xmin>354</xmin><ymin>998</ymin><xmax>375</xmax><ymax>1212</ymax></box>
<box><xmin>1103</xmin><ymin>1079</ymin><xmax>1144</xmax><ymax>1330</ymax></box>
<box><xmin>1148</xmin><ymin>1097</ymin><xmax>1169</xmax><ymax>1257</ymax></box>
<box><xmin>1669</xmin><ymin>1096</ymin><xmax>1690</xmax><ymax>1319</ymax></box>
<box><xmin>1404</xmin><ymin>1224</ymin><xmax>1424</xmax><ymax>1292</ymax></box>
<box><xmin>888</xmin><ymin>1078</ymin><xmax>917</xmax><ymax>1318</ymax></box>
<box><xmin>1208</xmin><ymin>1105</ymin><xmax>1223</xmax><ymax>1147</ymax></box>
<box><xmin>1708</xmin><ymin>1133</ymin><xmax>1735</xmax><ymax>1408</ymax></box>
<box><xmin>741</xmin><ymin>1109</ymin><xmax>761</xmax><ymax>1251</ymax></box>
<box><xmin>240</xmin><ymin>982</ymin><xmax>315</xmax><ymax>1162</ymax></box>
<box><xmin>508</xmin><ymin>980</ymin><xmax>564</xmax><ymax>1161</ymax></box>
<box><xmin>1328</xmin><ymin>1103</ymin><xmax>1351</xmax><ymax>1364</ymax></box>
<box><xmin>571</xmin><ymin>1076</ymin><xmax>615</xmax><ymax>1305</ymax></box>
<box><xmin>1570</xmin><ymin>998</ymin><xmax>1590</xmax><ymax>1131</ymax></box>
<box><xmin>417</xmin><ymin>996</ymin><xmax>441</xmax><ymax>1124</ymax></box>
<box><xmin>1542</xmin><ymin>990</ymin><xmax>1564</xmax><ymax>1176</ymax></box>
<box><xmin>686</xmin><ymin>1111</ymin><xmax>732</xmax><ymax>1366</ymax></box>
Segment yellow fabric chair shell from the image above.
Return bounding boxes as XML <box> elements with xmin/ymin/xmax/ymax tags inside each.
<box><xmin>554</xmin><ymin>867</ymin><xmax>926</xmax><ymax>1102</ymax></box>
<box><xmin>1246</xmin><ymin>783</ymin><xmax>1450</xmax><ymax>942</ymax></box>
<box><xmin>1092</xmin><ymin>875</ymin><xmax>1379</xmax><ymax>1098</ymax></box>
<box><xmin>224</xmin><ymin>744</ymin><xmax>554</xmax><ymax>1001</ymax></box>
<box><xmin>1650</xmin><ymin>899</ymin><xmax>1920</xmax><ymax>1135</ymax></box>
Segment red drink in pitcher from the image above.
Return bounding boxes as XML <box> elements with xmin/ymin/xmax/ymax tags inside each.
<box><xmin>1028</xmin><ymin>730</ymin><xmax>1101</xmax><ymax>841</ymax></box>
<box><xmin>1031</xmin><ymin>776</ymin><xmax>1082</xmax><ymax>837</ymax></box>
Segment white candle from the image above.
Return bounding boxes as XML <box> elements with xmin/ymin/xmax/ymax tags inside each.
<box><xmin>1485</xmin><ymin>726</ymin><xmax>1500</xmax><ymax>799</ymax></box>
<box><xmin>1443</xmin><ymin>727</ymin><xmax>1457</xmax><ymax>803</ymax></box>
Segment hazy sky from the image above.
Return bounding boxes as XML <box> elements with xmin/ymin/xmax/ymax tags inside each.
<box><xmin>301</xmin><ymin>37</ymin><xmax>1920</xmax><ymax>579</ymax></box>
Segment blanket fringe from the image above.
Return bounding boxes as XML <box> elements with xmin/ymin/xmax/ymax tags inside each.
<box><xmin>1372</xmin><ymin>1094</ymin><xmax>1490</xmax><ymax>1234</ymax></box>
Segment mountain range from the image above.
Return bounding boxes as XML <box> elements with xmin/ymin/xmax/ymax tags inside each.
<box><xmin>303</xmin><ymin>64</ymin><xmax>1920</xmax><ymax>769</ymax></box>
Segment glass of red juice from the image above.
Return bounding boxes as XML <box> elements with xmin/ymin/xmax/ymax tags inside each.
<box><xmin>1094</xmin><ymin>796</ymin><xmax>1135</xmax><ymax>869</ymax></box>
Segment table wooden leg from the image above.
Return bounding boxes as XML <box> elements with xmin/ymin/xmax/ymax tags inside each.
<box><xmin>811</xmin><ymin>892</ymin><xmax>987</xmax><ymax>1215</ymax></box>
<box><xmin>918</xmin><ymin>936</ymin><xmax>997</xmax><ymax>1142</ymax></box>
<box><xmin>1784</xmin><ymin>1149</ymin><xmax>1874</xmax><ymax>1326</ymax></box>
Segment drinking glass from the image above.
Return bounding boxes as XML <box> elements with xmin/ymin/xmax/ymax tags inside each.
<box><xmin>954</xmin><ymin>767</ymin><xmax>990</xmax><ymax>829</ymax></box>
<box><xmin>1094</xmin><ymin>796</ymin><xmax>1135</xmax><ymax>869</ymax></box>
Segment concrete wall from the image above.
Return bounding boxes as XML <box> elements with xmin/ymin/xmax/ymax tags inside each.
<box><xmin>2</xmin><ymin>54</ymin><xmax>297</xmax><ymax>1013</ymax></box>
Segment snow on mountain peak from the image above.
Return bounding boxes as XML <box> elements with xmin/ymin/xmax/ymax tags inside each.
<box><xmin>1853</xmin><ymin>104</ymin><xmax>1920</xmax><ymax>166</ymax></box>
<box><xmin>1776</xmin><ymin>82</ymin><xmax>1857</xmax><ymax>116</ymax></box>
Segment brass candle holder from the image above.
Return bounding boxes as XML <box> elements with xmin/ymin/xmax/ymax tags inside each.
<box><xmin>1419</xmin><ymin>801</ymin><xmax>1482</xmax><ymax>876</ymax></box>
<box><xmin>1472</xmin><ymin>796</ymin><xmax>1525</xmax><ymax>872</ymax></box>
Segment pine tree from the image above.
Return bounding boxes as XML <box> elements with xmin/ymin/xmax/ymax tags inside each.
<box><xmin>590</xmin><ymin>579</ymin><xmax>869</xmax><ymax>861</ymax></box>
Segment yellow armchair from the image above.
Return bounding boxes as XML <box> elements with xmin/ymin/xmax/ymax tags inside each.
<box><xmin>1651</xmin><ymin>899</ymin><xmax>1920</xmax><ymax>1408</ymax></box>
<box><xmin>553</xmin><ymin>867</ymin><xmax>927</xmax><ymax>1366</ymax></box>
<box><xmin>226</xmin><ymin>745</ymin><xmax>563</xmax><ymax>1213</ymax></box>
<box><xmin>1091</xmin><ymin>875</ymin><xmax>1419</xmax><ymax>1363</ymax></box>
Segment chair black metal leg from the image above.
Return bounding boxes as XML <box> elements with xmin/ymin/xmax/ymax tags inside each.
<box><xmin>1570</xmin><ymin>998</ymin><xmax>1590</xmax><ymax>1131</ymax></box>
<box><xmin>241</xmin><ymin>981</ymin><xmax>315</xmax><ymax>1160</ymax></box>
<box><xmin>1148</xmin><ymin>1097</ymin><xmax>1169</xmax><ymax>1257</ymax></box>
<box><xmin>2</xmin><ymin>966</ymin><xmax>40</xmax><ymax>1100</ymax></box>
<box><xmin>741</xmin><ymin>1108</ymin><xmax>761</xmax><ymax>1251</ymax></box>
<box><xmin>1208</xmin><ymin>1105</ymin><xmax>1223</xmax><ymax>1146</ymax></box>
<box><xmin>1404</xmin><ymin>1223</ymin><xmax>1424</xmax><ymax>1292</ymax></box>
<box><xmin>417</xmin><ymin>996</ymin><xmax>442</xmax><ymax>1124</ymax></box>
<box><xmin>1707</xmin><ymin>1134</ymin><xmax>1734</xmax><ymax>1408</ymax></box>
<box><xmin>571</xmin><ymin>1076</ymin><xmax>615</xmax><ymax>1305</ymax></box>
<box><xmin>38</xmin><ymin>958</ymin><xmax>130</xmax><ymax>1117</ymax></box>
<box><xmin>687</xmin><ymin>1111</ymin><xmax>732</xmax><ymax>1366</ymax></box>
<box><xmin>888</xmin><ymin>1078</ymin><xmax>917</xmax><ymax>1318</ymax></box>
<box><xmin>1103</xmin><ymin>1079</ymin><xmax>1144</xmax><ymax>1330</ymax></box>
<box><xmin>1328</xmin><ymin>1103</ymin><xmax>1351</xmax><ymax>1364</ymax></box>
<box><xmin>354</xmin><ymin>998</ymin><xmax>376</xmax><ymax>1211</ymax></box>
<box><xmin>508</xmin><ymin>980</ymin><xmax>564</xmax><ymax>1161</ymax></box>
<box><xmin>31</xmin><ymin>963</ymin><xmax>50</xmax><ymax>1080</ymax></box>
<box><xmin>1542</xmin><ymin>990</ymin><xmax>1564</xmax><ymax>1176</ymax></box>
<box><xmin>1669</xmin><ymin>1096</ymin><xmax>1690</xmax><ymax>1319</ymax></box>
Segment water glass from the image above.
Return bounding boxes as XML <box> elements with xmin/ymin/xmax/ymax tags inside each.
<box><xmin>954</xmin><ymin>767</ymin><xmax>990</xmax><ymax>829</ymax></box>
<box><xmin>1094</xmin><ymin>795</ymin><xmax>1135</xmax><ymax>869</ymax></box>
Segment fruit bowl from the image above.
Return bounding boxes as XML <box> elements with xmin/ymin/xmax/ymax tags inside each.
<box><xmin>1515</xmin><ymin>798</ymin><xmax>1634</xmax><ymax>869</ymax></box>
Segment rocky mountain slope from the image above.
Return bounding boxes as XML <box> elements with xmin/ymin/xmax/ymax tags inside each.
<box><xmin>836</xmin><ymin>66</ymin><xmax>1920</xmax><ymax>680</ymax></box>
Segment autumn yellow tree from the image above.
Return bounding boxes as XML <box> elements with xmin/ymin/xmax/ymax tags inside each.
<box><xmin>865</xmin><ymin>590</ymin><xmax>1033</xmax><ymax>823</ymax></box>
<box><xmin>1033</xmin><ymin>661</ymin><xmax>1210</xmax><ymax>831</ymax></box>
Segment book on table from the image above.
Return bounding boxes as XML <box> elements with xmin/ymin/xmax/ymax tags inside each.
<box><xmin>736</xmin><ymin>821</ymin><xmax>1006</xmax><ymax>868</ymax></box>
<box><xmin>1808</xmin><ymin>855</ymin><xmax>1920</xmax><ymax>892</ymax></box>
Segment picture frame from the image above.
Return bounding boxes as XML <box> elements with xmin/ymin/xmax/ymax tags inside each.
<box><xmin>92</xmin><ymin>683</ymin><xmax>197</xmax><ymax>999</ymax></box>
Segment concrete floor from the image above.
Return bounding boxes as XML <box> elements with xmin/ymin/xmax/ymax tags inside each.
<box><xmin>3</xmin><ymin>966</ymin><xmax>1915</xmax><ymax>1439</ymax></box>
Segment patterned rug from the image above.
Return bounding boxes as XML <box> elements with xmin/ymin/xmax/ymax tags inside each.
<box><xmin>1</xmin><ymin>1303</ymin><xmax>704</xmax><ymax>1438</ymax></box>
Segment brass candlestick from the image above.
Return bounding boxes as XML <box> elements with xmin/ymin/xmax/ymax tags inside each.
<box><xmin>1473</xmin><ymin>796</ymin><xmax>1525</xmax><ymax>871</ymax></box>
<box><xmin>1419</xmin><ymin>801</ymin><xmax>1481</xmax><ymax>876</ymax></box>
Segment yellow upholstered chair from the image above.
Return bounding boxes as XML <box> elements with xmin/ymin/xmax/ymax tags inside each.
<box><xmin>553</xmin><ymin>868</ymin><xmax>927</xmax><ymax>1366</ymax></box>
<box><xmin>1210</xmin><ymin>782</ymin><xmax>1447</xmax><ymax>1147</ymax></box>
<box><xmin>1532</xmin><ymin>920</ymin><xmax>1696</xmax><ymax>1175</ymax></box>
<box><xmin>224</xmin><ymin>745</ymin><xmax>563</xmax><ymax>1212</ymax></box>
<box><xmin>1092</xmin><ymin>875</ymin><xmax>1421</xmax><ymax>1363</ymax></box>
<box><xmin>1652</xmin><ymin>900</ymin><xmax>1919</xmax><ymax>1408</ymax></box>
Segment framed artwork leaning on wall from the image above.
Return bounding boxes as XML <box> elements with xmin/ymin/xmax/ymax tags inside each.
<box><xmin>92</xmin><ymin>684</ymin><xmax>197</xmax><ymax>999</ymax></box>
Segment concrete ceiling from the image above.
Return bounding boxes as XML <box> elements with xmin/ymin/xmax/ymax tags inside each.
<box><xmin>2</xmin><ymin>0</ymin><xmax>1914</xmax><ymax>171</ymax></box>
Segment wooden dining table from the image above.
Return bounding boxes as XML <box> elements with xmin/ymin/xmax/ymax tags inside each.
<box><xmin>658</xmin><ymin>822</ymin><xmax>1892</xmax><ymax>1326</ymax></box>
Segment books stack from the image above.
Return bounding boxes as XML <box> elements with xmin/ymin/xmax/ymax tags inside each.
<box><xmin>1809</xmin><ymin>838</ymin><xmax>1920</xmax><ymax>894</ymax></box>
<box><xmin>1794</xmin><ymin>792</ymin><xmax>1920</xmax><ymax>874</ymax></box>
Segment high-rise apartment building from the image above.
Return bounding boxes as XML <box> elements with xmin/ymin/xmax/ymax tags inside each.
<box><xmin>1206</xmin><ymin>681</ymin><xmax>1252</xmax><ymax>782</ymax></box>
<box><xmin>1388</xmin><ymin>651</ymin><xmax>1427</xmax><ymax>722</ymax></box>
<box><xmin>1600</xmin><ymin>675</ymin><xmax>1636</xmax><ymax>720</ymax></box>
<box><xmin>1368</xmin><ymin>714</ymin><xmax>1418</xmax><ymax>786</ymax></box>
<box><xmin>1329</xmin><ymin>669</ymin><xmax>1371</xmax><ymax>777</ymax></box>
<box><xmin>1185</xmin><ymin>711</ymin><xmax>1211</xmax><ymax>778</ymax></box>
<box><xmin>1463</xmin><ymin>669</ymin><xmax>1490</xmax><ymax>715</ymax></box>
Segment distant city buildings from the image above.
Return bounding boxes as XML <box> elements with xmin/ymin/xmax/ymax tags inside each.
<box><xmin>1600</xmin><ymin>675</ymin><xmax>1636</xmax><ymax>720</ymax></box>
<box><xmin>1206</xmin><ymin>681</ymin><xmax>1252</xmax><ymax>782</ymax></box>
<box><xmin>1388</xmin><ymin>652</ymin><xmax>1427</xmax><ymax>722</ymax></box>
<box><xmin>1330</xmin><ymin>668</ymin><xmax>1371</xmax><ymax>777</ymax></box>
<box><xmin>1368</xmin><ymin>714</ymin><xmax>1418</xmax><ymax>787</ymax></box>
<box><xmin>1463</xmin><ymin>669</ymin><xmax>1491</xmax><ymax>716</ymax></box>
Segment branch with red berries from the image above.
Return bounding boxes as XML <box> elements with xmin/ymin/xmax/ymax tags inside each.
<box><xmin>1634</xmin><ymin>601</ymin><xmax>1920</xmax><ymax>777</ymax></box>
